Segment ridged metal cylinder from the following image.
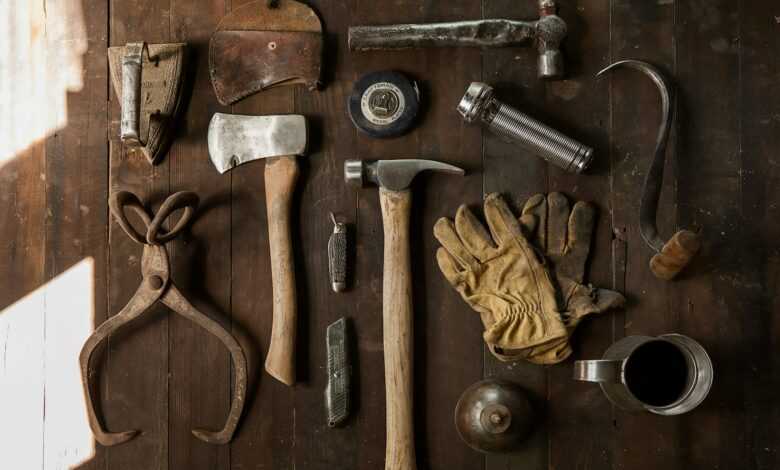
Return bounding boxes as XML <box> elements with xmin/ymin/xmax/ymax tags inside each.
<box><xmin>457</xmin><ymin>82</ymin><xmax>593</xmax><ymax>173</ymax></box>
<box><xmin>489</xmin><ymin>103</ymin><xmax>592</xmax><ymax>173</ymax></box>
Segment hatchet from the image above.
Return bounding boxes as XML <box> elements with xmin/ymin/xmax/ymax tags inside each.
<box><xmin>208</xmin><ymin>113</ymin><xmax>308</xmax><ymax>386</ymax></box>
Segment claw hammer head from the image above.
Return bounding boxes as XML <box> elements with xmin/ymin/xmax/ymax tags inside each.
<box><xmin>344</xmin><ymin>159</ymin><xmax>465</xmax><ymax>191</ymax></box>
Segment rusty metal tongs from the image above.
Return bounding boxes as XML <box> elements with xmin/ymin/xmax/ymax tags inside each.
<box><xmin>80</xmin><ymin>190</ymin><xmax>247</xmax><ymax>447</ymax></box>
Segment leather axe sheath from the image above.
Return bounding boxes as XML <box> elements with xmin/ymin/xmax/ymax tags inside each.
<box><xmin>209</xmin><ymin>0</ymin><xmax>323</xmax><ymax>105</ymax></box>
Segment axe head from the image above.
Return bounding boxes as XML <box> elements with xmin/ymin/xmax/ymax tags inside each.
<box><xmin>208</xmin><ymin>113</ymin><xmax>308</xmax><ymax>174</ymax></box>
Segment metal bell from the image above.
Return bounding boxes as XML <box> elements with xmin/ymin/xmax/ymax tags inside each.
<box><xmin>454</xmin><ymin>379</ymin><xmax>534</xmax><ymax>453</ymax></box>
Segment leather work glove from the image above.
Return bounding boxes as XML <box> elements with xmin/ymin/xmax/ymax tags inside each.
<box><xmin>494</xmin><ymin>193</ymin><xmax>626</xmax><ymax>364</ymax></box>
<box><xmin>433</xmin><ymin>193</ymin><xmax>569</xmax><ymax>354</ymax></box>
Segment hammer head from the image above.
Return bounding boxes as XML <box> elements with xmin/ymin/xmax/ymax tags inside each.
<box><xmin>344</xmin><ymin>159</ymin><xmax>464</xmax><ymax>191</ymax></box>
<box><xmin>207</xmin><ymin>113</ymin><xmax>308</xmax><ymax>174</ymax></box>
<box><xmin>535</xmin><ymin>13</ymin><xmax>567</xmax><ymax>80</ymax></box>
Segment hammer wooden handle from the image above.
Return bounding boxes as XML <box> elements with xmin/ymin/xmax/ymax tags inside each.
<box><xmin>264</xmin><ymin>155</ymin><xmax>299</xmax><ymax>386</ymax></box>
<box><xmin>379</xmin><ymin>187</ymin><xmax>416</xmax><ymax>470</ymax></box>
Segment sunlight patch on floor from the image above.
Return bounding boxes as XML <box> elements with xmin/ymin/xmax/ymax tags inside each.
<box><xmin>0</xmin><ymin>258</ymin><xmax>96</xmax><ymax>470</ymax></box>
<box><xmin>0</xmin><ymin>0</ymin><xmax>87</xmax><ymax>166</ymax></box>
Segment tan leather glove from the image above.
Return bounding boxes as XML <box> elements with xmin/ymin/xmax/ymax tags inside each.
<box><xmin>491</xmin><ymin>193</ymin><xmax>626</xmax><ymax>364</ymax></box>
<box><xmin>433</xmin><ymin>193</ymin><xmax>569</xmax><ymax>353</ymax></box>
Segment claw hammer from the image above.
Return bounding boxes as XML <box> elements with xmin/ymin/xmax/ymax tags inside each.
<box><xmin>345</xmin><ymin>159</ymin><xmax>464</xmax><ymax>470</ymax></box>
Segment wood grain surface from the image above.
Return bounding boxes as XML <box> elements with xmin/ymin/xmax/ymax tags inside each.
<box><xmin>2</xmin><ymin>1</ymin><xmax>779</xmax><ymax>469</ymax></box>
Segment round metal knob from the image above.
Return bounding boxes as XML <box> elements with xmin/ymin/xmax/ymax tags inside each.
<box><xmin>454</xmin><ymin>379</ymin><xmax>534</xmax><ymax>454</ymax></box>
<box><xmin>344</xmin><ymin>159</ymin><xmax>365</xmax><ymax>186</ymax></box>
<box><xmin>456</xmin><ymin>82</ymin><xmax>494</xmax><ymax>123</ymax></box>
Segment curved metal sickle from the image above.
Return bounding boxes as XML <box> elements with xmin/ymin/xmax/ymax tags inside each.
<box><xmin>597</xmin><ymin>59</ymin><xmax>700</xmax><ymax>280</ymax></box>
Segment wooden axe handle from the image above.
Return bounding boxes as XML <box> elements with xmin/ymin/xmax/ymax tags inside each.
<box><xmin>264</xmin><ymin>155</ymin><xmax>298</xmax><ymax>386</ymax></box>
<box><xmin>379</xmin><ymin>187</ymin><xmax>416</xmax><ymax>470</ymax></box>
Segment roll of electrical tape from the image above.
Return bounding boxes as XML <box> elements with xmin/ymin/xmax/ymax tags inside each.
<box><xmin>348</xmin><ymin>71</ymin><xmax>420</xmax><ymax>138</ymax></box>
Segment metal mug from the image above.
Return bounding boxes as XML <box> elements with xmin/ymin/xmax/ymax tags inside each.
<box><xmin>573</xmin><ymin>334</ymin><xmax>713</xmax><ymax>415</ymax></box>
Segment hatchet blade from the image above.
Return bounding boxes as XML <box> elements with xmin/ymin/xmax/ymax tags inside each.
<box><xmin>207</xmin><ymin>113</ymin><xmax>308</xmax><ymax>174</ymax></box>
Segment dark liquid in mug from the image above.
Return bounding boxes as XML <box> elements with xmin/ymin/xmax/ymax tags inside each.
<box><xmin>624</xmin><ymin>340</ymin><xmax>689</xmax><ymax>407</ymax></box>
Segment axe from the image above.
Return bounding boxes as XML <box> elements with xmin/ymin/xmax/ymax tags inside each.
<box><xmin>208</xmin><ymin>113</ymin><xmax>307</xmax><ymax>386</ymax></box>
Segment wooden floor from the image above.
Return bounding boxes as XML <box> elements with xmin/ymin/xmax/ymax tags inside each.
<box><xmin>2</xmin><ymin>0</ymin><xmax>779</xmax><ymax>469</ymax></box>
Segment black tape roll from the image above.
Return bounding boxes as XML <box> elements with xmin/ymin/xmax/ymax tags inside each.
<box><xmin>348</xmin><ymin>71</ymin><xmax>419</xmax><ymax>138</ymax></box>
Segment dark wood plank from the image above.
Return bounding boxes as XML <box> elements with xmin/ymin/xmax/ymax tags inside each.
<box><xmin>608</xmin><ymin>1</ymin><xmax>683</xmax><ymax>469</ymax></box>
<box><xmin>106</xmin><ymin>1</ymin><xmax>172</xmax><ymax>469</ymax></box>
<box><xmin>394</xmin><ymin>4</ymin><xmax>484</xmax><ymax>470</ymax></box>
<box><xmin>43</xmin><ymin>1</ymin><xmax>109</xmax><ymax>469</ymax></box>
<box><xmin>481</xmin><ymin>1</ymin><xmax>550</xmax><ymax>469</ymax></box>
<box><xmin>347</xmin><ymin>5</ymin><xmax>413</xmax><ymax>465</ymax></box>
<box><xmin>674</xmin><ymin>0</ymin><xmax>742</xmax><ymax>468</ymax></box>
<box><xmin>286</xmin><ymin>0</ymin><xmax>362</xmax><ymax>468</ymax></box>
<box><xmin>348</xmin><ymin>0</ymin><xmax>395</xmax><ymax>460</ymax></box>
<box><xmin>544</xmin><ymin>1</ymin><xmax>616</xmax><ymax>469</ymax></box>
<box><xmin>228</xmin><ymin>95</ymin><xmax>297</xmax><ymax>469</ymax></box>
<box><xmin>167</xmin><ymin>1</ymin><xmax>231</xmax><ymax>469</ymax></box>
<box><xmin>349</xmin><ymin>1</ymin><xmax>485</xmax><ymax>469</ymax></box>
<box><xmin>227</xmin><ymin>2</ymin><xmax>296</xmax><ymax>469</ymax></box>
<box><xmin>0</xmin><ymin>125</ymin><xmax>46</xmax><ymax>467</ymax></box>
<box><xmin>738</xmin><ymin>3</ymin><xmax>780</xmax><ymax>470</ymax></box>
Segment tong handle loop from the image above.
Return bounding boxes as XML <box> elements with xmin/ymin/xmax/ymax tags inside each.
<box><xmin>109</xmin><ymin>191</ymin><xmax>153</xmax><ymax>245</ymax></box>
<box><xmin>109</xmin><ymin>191</ymin><xmax>199</xmax><ymax>245</ymax></box>
<box><xmin>147</xmin><ymin>191</ymin><xmax>199</xmax><ymax>244</ymax></box>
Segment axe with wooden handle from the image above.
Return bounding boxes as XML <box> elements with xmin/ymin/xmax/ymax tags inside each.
<box><xmin>208</xmin><ymin>113</ymin><xmax>308</xmax><ymax>386</ymax></box>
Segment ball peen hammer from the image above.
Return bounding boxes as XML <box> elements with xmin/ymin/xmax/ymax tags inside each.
<box><xmin>208</xmin><ymin>113</ymin><xmax>308</xmax><ymax>386</ymax></box>
<box><xmin>349</xmin><ymin>0</ymin><xmax>567</xmax><ymax>79</ymax></box>
<box><xmin>345</xmin><ymin>159</ymin><xmax>464</xmax><ymax>470</ymax></box>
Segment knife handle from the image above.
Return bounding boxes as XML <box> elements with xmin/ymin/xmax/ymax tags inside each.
<box><xmin>325</xmin><ymin>317</ymin><xmax>351</xmax><ymax>427</ymax></box>
<box><xmin>264</xmin><ymin>155</ymin><xmax>298</xmax><ymax>386</ymax></box>
<box><xmin>328</xmin><ymin>213</ymin><xmax>348</xmax><ymax>292</ymax></box>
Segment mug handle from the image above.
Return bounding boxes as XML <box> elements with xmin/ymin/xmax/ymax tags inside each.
<box><xmin>573</xmin><ymin>360</ymin><xmax>623</xmax><ymax>383</ymax></box>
